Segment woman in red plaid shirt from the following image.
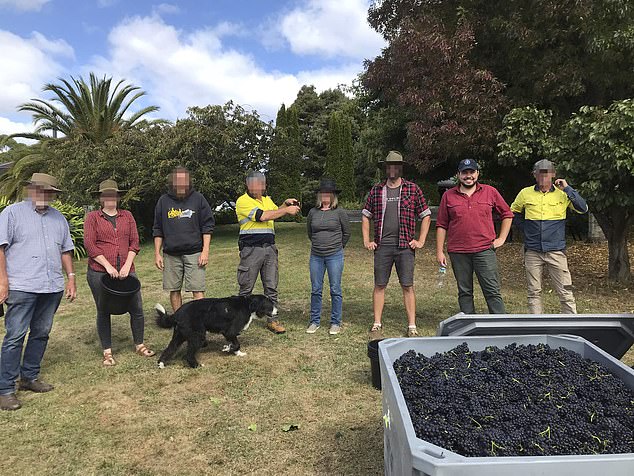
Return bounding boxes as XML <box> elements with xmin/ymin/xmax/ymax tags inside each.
<box><xmin>84</xmin><ymin>180</ymin><xmax>155</xmax><ymax>366</ymax></box>
<box><xmin>362</xmin><ymin>151</ymin><xmax>431</xmax><ymax>340</ymax></box>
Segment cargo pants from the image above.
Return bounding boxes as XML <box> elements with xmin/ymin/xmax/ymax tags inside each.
<box><xmin>237</xmin><ymin>244</ymin><xmax>278</xmax><ymax>321</ymax></box>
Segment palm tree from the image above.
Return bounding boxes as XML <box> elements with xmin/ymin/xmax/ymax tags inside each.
<box><xmin>0</xmin><ymin>136</ymin><xmax>48</xmax><ymax>201</ymax></box>
<box><xmin>13</xmin><ymin>73</ymin><xmax>160</xmax><ymax>143</ymax></box>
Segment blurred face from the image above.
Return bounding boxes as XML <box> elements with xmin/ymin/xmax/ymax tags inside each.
<box><xmin>247</xmin><ymin>177</ymin><xmax>266</xmax><ymax>196</ymax></box>
<box><xmin>386</xmin><ymin>164</ymin><xmax>402</xmax><ymax>180</ymax></box>
<box><xmin>534</xmin><ymin>169</ymin><xmax>555</xmax><ymax>190</ymax></box>
<box><xmin>319</xmin><ymin>192</ymin><xmax>332</xmax><ymax>206</ymax></box>
<box><xmin>100</xmin><ymin>191</ymin><xmax>119</xmax><ymax>209</ymax></box>
<box><xmin>172</xmin><ymin>171</ymin><xmax>190</xmax><ymax>197</ymax></box>
<box><xmin>458</xmin><ymin>169</ymin><xmax>479</xmax><ymax>188</ymax></box>
<box><xmin>28</xmin><ymin>185</ymin><xmax>56</xmax><ymax>208</ymax></box>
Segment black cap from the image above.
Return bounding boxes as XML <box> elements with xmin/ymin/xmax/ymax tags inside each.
<box><xmin>458</xmin><ymin>159</ymin><xmax>479</xmax><ymax>172</ymax></box>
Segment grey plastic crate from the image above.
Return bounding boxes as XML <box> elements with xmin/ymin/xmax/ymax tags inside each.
<box><xmin>379</xmin><ymin>335</ymin><xmax>634</xmax><ymax>476</ymax></box>
<box><xmin>437</xmin><ymin>313</ymin><xmax>634</xmax><ymax>358</ymax></box>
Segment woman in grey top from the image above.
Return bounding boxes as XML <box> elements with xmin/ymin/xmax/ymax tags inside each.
<box><xmin>306</xmin><ymin>179</ymin><xmax>351</xmax><ymax>335</ymax></box>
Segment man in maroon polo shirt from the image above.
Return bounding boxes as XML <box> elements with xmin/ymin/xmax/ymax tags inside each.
<box><xmin>436</xmin><ymin>159</ymin><xmax>513</xmax><ymax>314</ymax></box>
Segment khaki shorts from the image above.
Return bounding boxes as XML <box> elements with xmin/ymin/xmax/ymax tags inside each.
<box><xmin>163</xmin><ymin>252</ymin><xmax>206</xmax><ymax>292</ymax></box>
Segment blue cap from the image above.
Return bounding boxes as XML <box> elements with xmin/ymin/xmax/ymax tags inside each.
<box><xmin>458</xmin><ymin>159</ymin><xmax>479</xmax><ymax>172</ymax></box>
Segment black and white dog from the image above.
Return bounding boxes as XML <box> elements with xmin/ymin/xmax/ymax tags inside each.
<box><xmin>155</xmin><ymin>294</ymin><xmax>275</xmax><ymax>368</ymax></box>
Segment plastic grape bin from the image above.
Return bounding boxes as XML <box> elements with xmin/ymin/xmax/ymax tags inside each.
<box><xmin>379</xmin><ymin>335</ymin><xmax>634</xmax><ymax>476</ymax></box>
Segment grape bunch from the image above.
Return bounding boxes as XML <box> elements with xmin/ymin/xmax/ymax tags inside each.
<box><xmin>393</xmin><ymin>342</ymin><xmax>634</xmax><ymax>457</ymax></box>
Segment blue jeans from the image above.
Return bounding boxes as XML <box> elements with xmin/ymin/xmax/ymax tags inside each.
<box><xmin>0</xmin><ymin>290</ymin><xmax>63</xmax><ymax>395</ymax></box>
<box><xmin>309</xmin><ymin>250</ymin><xmax>344</xmax><ymax>326</ymax></box>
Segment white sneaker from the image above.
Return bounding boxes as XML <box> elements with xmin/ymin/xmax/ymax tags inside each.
<box><xmin>329</xmin><ymin>324</ymin><xmax>341</xmax><ymax>335</ymax></box>
<box><xmin>306</xmin><ymin>323</ymin><xmax>320</xmax><ymax>334</ymax></box>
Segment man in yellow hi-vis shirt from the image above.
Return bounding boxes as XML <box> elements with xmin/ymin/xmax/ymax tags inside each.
<box><xmin>511</xmin><ymin>159</ymin><xmax>588</xmax><ymax>314</ymax></box>
<box><xmin>235</xmin><ymin>171</ymin><xmax>301</xmax><ymax>333</ymax></box>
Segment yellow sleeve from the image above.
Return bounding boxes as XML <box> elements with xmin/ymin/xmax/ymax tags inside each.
<box><xmin>510</xmin><ymin>189</ymin><xmax>525</xmax><ymax>214</ymax></box>
<box><xmin>265</xmin><ymin>196</ymin><xmax>278</xmax><ymax>211</ymax></box>
<box><xmin>236</xmin><ymin>196</ymin><xmax>260</xmax><ymax>223</ymax></box>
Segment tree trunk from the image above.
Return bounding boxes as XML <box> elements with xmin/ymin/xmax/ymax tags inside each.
<box><xmin>592</xmin><ymin>207</ymin><xmax>631</xmax><ymax>282</ymax></box>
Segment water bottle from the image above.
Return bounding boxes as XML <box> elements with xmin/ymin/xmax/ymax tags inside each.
<box><xmin>437</xmin><ymin>266</ymin><xmax>447</xmax><ymax>288</ymax></box>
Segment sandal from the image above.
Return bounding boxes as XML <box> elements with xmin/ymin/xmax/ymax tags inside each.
<box><xmin>135</xmin><ymin>344</ymin><xmax>156</xmax><ymax>357</ymax></box>
<box><xmin>103</xmin><ymin>350</ymin><xmax>116</xmax><ymax>366</ymax></box>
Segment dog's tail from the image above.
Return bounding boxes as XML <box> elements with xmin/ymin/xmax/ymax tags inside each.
<box><xmin>155</xmin><ymin>303</ymin><xmax>176</xmax><ymax>328</ymax></box>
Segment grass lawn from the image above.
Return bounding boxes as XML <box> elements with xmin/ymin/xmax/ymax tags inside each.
<box><xmin>1</xmin><ymin>222</ymin><xmax>632</xmax><ymax>475</ymax></box>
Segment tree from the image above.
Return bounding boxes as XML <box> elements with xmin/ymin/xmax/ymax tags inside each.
<box><xmin>268</xmin><ymin>104</ymin><xmax>302</xmax><ymax>205</ymax></box>
<box><xmin>368</xmin><ymin>0</ymin><xmax>634</xmax><ymax>116</ymax></box>
<box><xmin>289</xmin><ymin>85</ymin><xmax>366</xmax><ymax>198</ymax></box>
<box><xmin>362</xmin><ymin>14</ymin><xmax>506</xmax><ymax>173</ymax></box>
<box><xmin>14</xmin><ymin>73</ymin><xmax>160</xmax><ymax>143</ymax></box>
<box><xmin>363</xmin><ymin>0</ymin><xmax>634</xmax><ymax>171</ymax></box>
<box><xmin>0</xmin><ymin>136</ymin><xmax>48</xmax><ymax>200</ymax></box>
<box><xmin>497</xmin><ymin>101</ymin><xmax>634</xmax><ymax>282</ymax></box>
<box><xmin>325</xmin><ymin>111</ymin><xmax>356</xmax><ymax>201</ymax></box>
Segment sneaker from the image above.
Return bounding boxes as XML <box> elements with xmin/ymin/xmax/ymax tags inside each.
<box><xmin>306</xmin><ymin>323</ymin><xmax>320</xmax><ymax>334</ymax></box>
<box><xmin>18</xmin><ymin>379</ymin><xmax>54</xmax><ymax>393</ymax></box>
<box><xmin>0</xmin><ymin>393</ymin><xmax>21</xmax><ymax>411</ymax></box>
<box><xmin>407</xmin><ymin>326</ymin><xmax>419</xmax><ymax>337</ymax></box>
<box><xmin>369</xmin><ymin>323</ymin><xmax>383</xmax><ymax>340</ymax></box>
<box><xmin>329</xmin><ymin>324</ymin><xmax>341</xmax><ymax>335</ymax></box>
<box><xmin>267</xmin><ymin>320</ymin><xmax>286</xmax><ymax>334</ymax></box>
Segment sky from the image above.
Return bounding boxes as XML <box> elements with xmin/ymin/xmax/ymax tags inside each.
<box><xmin>0</xmin><ymin>0</ymin><xmax>385</xmax><ymax>137</ymax></box>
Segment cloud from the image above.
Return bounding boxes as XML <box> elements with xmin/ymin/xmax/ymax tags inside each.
<box><xmin>97</xmin><ymin>0</ymin><xmax>118</xmax><ymax>7</ymax></box>
<box><xmin>88</xmin><ymin>15</ymin><xmax>363</xmax><ymax>121</ymax></box>
<box><xmin>0</xmin><ymin>117</ymin><xmax>36</xmax><ymax>143</ymax></box>
<box><xmin>153</xmin><ymin>3</ymin><xmax>180</xmax><ymax>16</ymax></box>
<box><xmin>0</xmin><ymin>0</ymin><xmax>50</xmax><ymax>11</ymax></box>
<box><xmin>0</xmin><ymin>30</ymin><xmax>74</xmax><ymax>115</ymax></box>
<box><xmin>276</xmin><ymin>0</ymin><xmax>384</xmax><ymax>59</ymax></box>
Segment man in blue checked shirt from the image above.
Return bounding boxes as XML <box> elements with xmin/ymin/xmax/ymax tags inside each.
<box><xmin>0</xmin><ymin>173</ymin><xmax>77</xmax><ymax>411</ymax></box>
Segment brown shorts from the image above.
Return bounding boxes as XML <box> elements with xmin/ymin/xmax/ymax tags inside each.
<box><xmin>163</xmin><ymin>252</ymin><xmax>206</xmax><ymax>292</ymax></box>
<box><xmin>373</xmin><ymin>245</ymin><xmax>415</xmax><ymax>287</ymax></box>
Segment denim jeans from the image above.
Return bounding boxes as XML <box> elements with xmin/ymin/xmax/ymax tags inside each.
<box><xmin>0</xmin><ymin>290</ymin><xmax>63</xmax><ymax>395</ymax></box>
<box><xmin>309</xmin><ymin>249</ymin><xmax>344</xmax><ymax>326</ymax></box>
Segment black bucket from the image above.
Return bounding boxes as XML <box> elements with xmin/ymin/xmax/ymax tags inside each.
<box><xmin>367</xmin><ymin>339</ymin><xmax>384</xmax><ymax>390</ymax></box>
<box><xmin>100</xmin><ymin>274</ymin><xmax>141</xmax><ymax>315</ymax></box>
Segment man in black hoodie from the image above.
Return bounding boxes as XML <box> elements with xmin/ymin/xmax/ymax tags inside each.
<box><xmin>153</xmin><ymin>167</ymin><xmax>215</xmax><ymax>311</ymax></box>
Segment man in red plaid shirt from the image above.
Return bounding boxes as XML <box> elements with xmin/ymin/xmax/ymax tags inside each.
<box><xmin>362</xmin><ymin>151</ymin><xmax>431</xmax><ymax>339</ymax></box>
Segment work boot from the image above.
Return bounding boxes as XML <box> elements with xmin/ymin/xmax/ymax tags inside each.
<box><xmin>19</xmin><ymin>379</ymin><xmax>54</xmax><ymax>393</ymax></box>
<box><xmin>0</xmin><ymin>393</ymin><xmax>21</xmax><ymax>411</ymax></box>
<box><xmin>267</xmin><ymin>320</ymin><xmax>286</xmax><ymax>334</ymax></box>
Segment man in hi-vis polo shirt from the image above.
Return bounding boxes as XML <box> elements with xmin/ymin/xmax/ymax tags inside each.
<box><xmin>511</xmin><ymin>159</ymin><xmax>588</xmax><ymax>314</ymax></box>
<box><xmin>235</xmin><ymin>171</ymin><xmax>300</xmax><ymax>334</ymax></box>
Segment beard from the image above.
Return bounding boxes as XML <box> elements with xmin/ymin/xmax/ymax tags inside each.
<box><xmin>460</xmin><ymin>179</ymin><xmax>477</xmax><ymax>189</ymax></box>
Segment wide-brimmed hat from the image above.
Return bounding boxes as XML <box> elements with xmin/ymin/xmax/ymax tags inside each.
<box><xmin>318</xmin><ymin>178</ymin><xmax>341</xmax><ymax>194</ymax></box>
<box><xmin>28</xmin><ymin>173</ymin><xmax>62</xmax><ymax>192</ymax></box>
<box><xmin>91</xmin><ymin>179</ymin><xmax>127</xmax><ymax>196</ymax></box>
<box><xmin>378</xmin><ymin>150</ymin><xmax>407</xmax><ymax>166</ymax></box>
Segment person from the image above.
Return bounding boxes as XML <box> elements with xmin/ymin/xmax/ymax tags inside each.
<box><xmin>153</xmin><ymin>167</ymin><xmax>215</xmax><ymax>311</ymax></box>
<box><xmin>510</xmin><ymin>159</ymin><xmax>588</xmax><ymax>314</ymax></box>
<box><xmin>362</xmin><ymin>151</ymin><xmax>431</xmax><ymax>339</ymax></box>
<box><xmin>436</xmin><ymin>159</ymin><xmax>514</xmax><ymax>314</ymax></box>
<box><xmin>0</xmin><ymin>173</ymin><xmax>76</xmax><ymax>411</ymax></box>
<box><xmin>306</xmin><ymin>179</ymin><xmax>351</xmax><ymax>335</ymax></box>
<box><xmin>84</xmin><ymin>179</ymin><xmax>155</xmax><ymax>366</ymax></box>
<box><xmin>235</xmin><ymin>171</ymin><xmax>301</xmax><ymax>334</ymax></box>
